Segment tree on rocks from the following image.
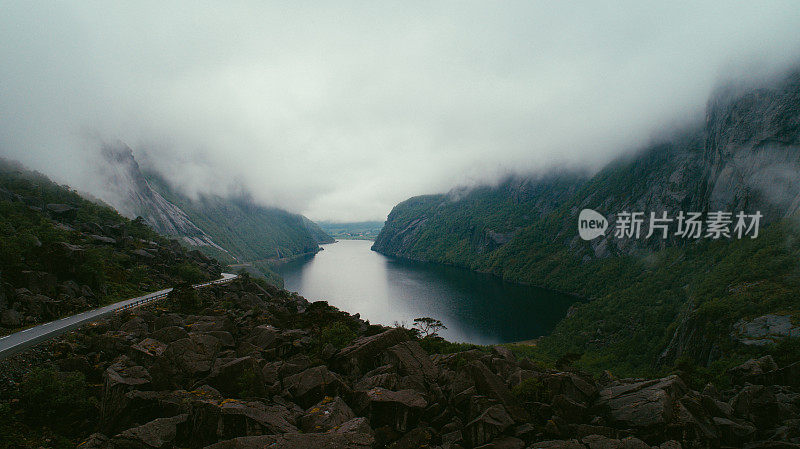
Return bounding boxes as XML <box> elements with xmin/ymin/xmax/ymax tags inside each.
<box><xmin>413</xmin><ymin>317</ymin><xmax>446</xmax><ymax>338</ymax></box>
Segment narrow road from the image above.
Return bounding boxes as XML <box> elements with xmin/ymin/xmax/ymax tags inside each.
<box><xmin>0</xmin><ymin>273</ymin><xmax>238</xmax><ymax>359</ymax></box>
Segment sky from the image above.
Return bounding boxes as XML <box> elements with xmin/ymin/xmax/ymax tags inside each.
<box><xmin>2</xmin><ymin>2</ymin><xmax>800</xmax><ymax>222</ymax></box>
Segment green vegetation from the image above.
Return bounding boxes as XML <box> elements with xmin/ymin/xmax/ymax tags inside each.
<box><xmin>0</xmin><ymin>158</ymin><xmax>222</xmax><ymax>327</ymax></box>
<box><xmin>19</xmin><ymin>367</ymin><xmax>92</xmax><ymax>430</ymax></box>
<box><xmin>145</xmin><ymin>172</ymin><xmax>333</xmax><ymax>270</ymax></box>
<box><xmin>317</xmin><ymin>221</ymin><xmax>384</xmax><ymax>240</ymax></box>
<box><xmin>318</xmin><ymin>322</ymin><xmax>358</xmax><ymax>350</ymax></box>
<box><xmin>374</xmin><ymin>149</ymin><xmax>800</xmax><ymax>379</ymax></box>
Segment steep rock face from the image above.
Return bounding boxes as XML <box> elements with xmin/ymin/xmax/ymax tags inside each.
<box><xmin>703</xmin><ymin>73</ymin><xmax>800</xmax><ymax>218</ymax></box>
<box><xmin>99</xmin><ymin>143</ymin><xmax>223</xmax><ymax>250</ymax></box>
<box><xmin>96</xmin><ymin>143</ymin><xmax>333</xmax><ymax>265</ymax></box>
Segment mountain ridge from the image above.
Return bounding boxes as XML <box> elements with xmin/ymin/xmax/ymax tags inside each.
<box><xmin>373</xmin><ymin>68</ymin><xmax>800</xmax><ymax>377</ymax></box>
<box><xmin>94</xmin><ymin>144</ymin><xmax>333</xmax><ymax>282</ymax></box>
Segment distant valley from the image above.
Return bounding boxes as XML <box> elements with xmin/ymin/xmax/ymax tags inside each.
<box><xmin>317</xmin><ymin>221</ymin><xmax>384</xmax><ymax>240</ymax></box>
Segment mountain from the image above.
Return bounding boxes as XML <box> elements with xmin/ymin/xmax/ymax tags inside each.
<box><xmin>317</xmin><ymin>220</ymin><xmax>384</xmax><ymax>240</ymax></box>
<box><xmin>0</xmin><ymin>157</ymin><xmax>223</xmax><ymax>331</ymax></box>
<box><xmin>96</xmin><ymin>144</ymin><xmax>333</xmax><ymax>281</ymax></box>
<box><xmin>98</xmin><ymin>144</ymin><xmax>223</xmax><ymax>250</ymax></box>
<box><xmin>374</xmin><ymin>68</ymin><xmax>800</xmax><ymax>378</ymax></box>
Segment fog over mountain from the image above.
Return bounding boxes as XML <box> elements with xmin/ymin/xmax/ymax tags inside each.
<box><xmin>2</xmin><ymin>2</ymin><xmax>800</xmax><ymax>221</ymax></box>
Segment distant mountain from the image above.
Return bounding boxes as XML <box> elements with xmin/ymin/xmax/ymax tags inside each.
<box><xmin>96</xmin><ymin>144</ymin><xmax>333</xmax><ymax>282</ymax></box>
<box><xmin>374</xmin><ymin>68</ymin><xmax>800</xmax><ymax>378</ymax></box>
<box><xmin>317</xmin><ymin>221</ymin><xmax>384</xmax><ymax>240</ymax></box>
<box><xmin>99</xmin><ymin>144</ymin><xmax>223</xmax><ymax>250</ymax></box>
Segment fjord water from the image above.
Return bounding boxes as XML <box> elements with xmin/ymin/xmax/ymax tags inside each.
<box><xmin>275</xmin><ymin>239</ymin><xmax>575</xmax><ymax>344</ymax></box>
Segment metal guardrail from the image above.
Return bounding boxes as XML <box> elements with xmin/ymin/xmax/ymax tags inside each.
<box><xmin>0</xmin><ymin>273</ymin><xmax>239</xmax><ymax>359</ymax></box>
<box><xmin>117</xmin><ymin>274</ymin><xmax>239</xmax><ymax>312</ymax></box>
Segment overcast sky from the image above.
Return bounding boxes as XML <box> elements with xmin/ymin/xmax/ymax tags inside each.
<box><xmin>2</xmin><ymin>2</ymin><xmax>800</xmax><ymax>221</ymax></box>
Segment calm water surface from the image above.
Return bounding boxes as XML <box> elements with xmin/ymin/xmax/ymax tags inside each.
<box><xmin>275</xmin><ymin>239</ymin><xmax>575</xmax><ymax>345</ymax></box>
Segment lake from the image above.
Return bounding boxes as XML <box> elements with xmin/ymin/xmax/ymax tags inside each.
<box><xmin>275</xmin><ymin>239</ymin><xmax>575</xmax><ymax>345</ymax></box>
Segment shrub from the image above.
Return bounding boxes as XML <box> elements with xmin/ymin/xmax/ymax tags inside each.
<box><xmin>19</xmin><ymin>367</ymin><xmax>90</xmax><ymax>432</ymax></box>
<box><xmin>318</xmin><ymin>322</ymin><xmax>357</xmax><ymax>350</ymax></box>
<box><xmin>511</xmin><ymin>377</ymin><xmax>547</xmax><ymax>403</ymax></box>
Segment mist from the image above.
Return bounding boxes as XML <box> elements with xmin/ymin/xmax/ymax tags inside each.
<box><xmin>1</xmin><ymin>2</ymin><xmax>800</xmax><ymax>221</ymax></box>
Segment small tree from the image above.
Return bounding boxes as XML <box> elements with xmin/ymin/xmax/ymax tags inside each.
<box><xmin>413</xmin><ymin>317</ymin><xmax>447</xmax><ymax>338</ymax></box>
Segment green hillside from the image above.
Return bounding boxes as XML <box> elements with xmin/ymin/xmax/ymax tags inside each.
<box><xmin>0</xmin><ymin>158</ymin><xmax>223</xmax><ymax>331</ymax></box>
<box><xmin>373</xmin><ymin>70</ymin><xmax>800</xmax><ymax>381</ymax></box>
<box><xmin>144</xmin><ymin>173</ymin><xmax>333</xmax><ymax>280</ymax></box>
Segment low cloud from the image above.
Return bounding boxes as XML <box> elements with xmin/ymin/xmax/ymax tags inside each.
<box><xmin>1</xmin><ymin>2</ymin><xmax>800</xmax><ymax>221</ymax></box>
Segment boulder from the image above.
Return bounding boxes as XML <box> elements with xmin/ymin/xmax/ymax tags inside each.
<box><xmin>151</xmin><ymin>326</ymin><xmax>189</xmax><ymax>343</ymax></box>
<box><xmin>712</xmin><ymin>417</ymin><xmax>756</xmax><ymax>446</ymax></box>
<box><xmin>541</xmin><ymin>372</ymin><xmax>598</xmax><ymax>405</ymax></box>
<box><xmin>187</xmin><ymin>398</ymin><xmax>299</xmax><ymax>447</ymax></box>
<box><xmin>529</xmin><ymin>440</ymin><xmax>587</xmax><ymax>449</ymax></box>
<box><xmin>46</xmin><ymin>203</ymin><xmax>77</xmax><ymax>219</ymax></box>
<box><xmin>579</xmin><ymin>435</ymin><xmax>651</xmax><ymax>449</ymax></box>
<box><xmin>387</xmin><ymin>426</ymin><xmax>433</xmax><ymax>449</ymax></box>
<box><xmin>202</xmin><ymin>431</ymin><xmax>374</xmax><ymax>449</ymax></box>
<box><xmin>79</xmin><ymin>433</ymin><xmax>110</xmax><ymax>449</ymax></box>
<box><xmin>108</xmin><ymin>414</ymin><xmax>187</xmax><ymax>448</ymax></box>
<box><xmin>299</xmin><ymin>396</ymin><xmax>356</xmax><ymax>432</ymax></box>
<box><xmin>337</xmin><ymin>417</ymin><xmax>374</xmax><ymax>435</ymax></box>
<box><xmin>464</xmin><ymin>405</ymin><xmax>515</xmax><ymax>448</ymax></box>
<box><xmin>248</xmin><ymin>324</ymin><xmax>281</xmax><ymax>349</ymax></box>
<box><xmin>101</xmin><ymin>357</ymin><xmax>152</xmax><ymax>433</ymax></box>
<box><xmin>730</xmin><ymin>384</ymin><xmax>798</xmax><ymax>428</ymax></box>
<box><xmin>151</xmin><ymin>333</ymin><xmax>221</xmax><ymax>387</ymax></box>
<box><xmin>90</xmin><ymin>234</ymin><xmax>117</xmax><ymax>244</ymax></box>
<box><xmin>153</xmin><ymin>314</ymin><xmax>185</xmax><ymax>331</ymax></box>
<box><xmin>334</xmin><ymin>328</ymin><xmax>411</xmax><ymax>376</ymax></box>
<box><xmin>284</xmin><ymin>365</ymin><xmax>348</xmax><ymax>408</ymax></box>
<box><xmin>119</xmin><ymin>316</ymin><xmax>149</xmax><ymax>336</ymax></box>
<box><xmin>129</xmin><ymin>338</ymin><xmax>168</xmax><ymax>366</ymax></box>
<box><xmin>382</xmin><ymin>341</ymin><xmax>438</xmax><ymax>383</ymax></box>
<box><xmin>475</xmin><ymin>435</ymin><xmax>526</xmax><ymax>449</ymax></box>
<box><xmin>354</xmin><ymin>387</ymin><xmax>427</xmax><ymax>432</ymax></box>
<box><xmin>467</xmin><ymin>361</ymin><xmax>528</xmax><ymax>422</ymax></box>
<box><xmin>186</xmin><ymin>315</ymin><xmax>234</xmax><ymax>333</ymax></box>
<box><xmin>205</xmin><ymin>356</ymin><xmax>265</xmax><ymax>397</ymax></box>
<box><xmin>597</xmin><ymin>375</ymin><xmax>688</xmax><ymax>430</ymax></box>
<box><xmin>729</xmin><ymin>356</ymin><xmax>779</xmax><ymax>385</ymax></box>
<box><xmin>733</xmin><ymin>314</ymin><xmax>800</xmax><ymax>346</ymax></box>
<box><xmin>237</xmin><ymin>292</ymin><xmax>267</xmax><ymax>310</ymax></box>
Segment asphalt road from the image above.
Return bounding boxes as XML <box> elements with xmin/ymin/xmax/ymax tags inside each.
<box><xmin>0</xmin><ymin>272</ymin><xmax>238</xmax><ymax>359</ymax></box>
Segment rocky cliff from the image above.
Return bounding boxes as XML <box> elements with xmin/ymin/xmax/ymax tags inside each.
<box><xmin>96</xmin><ymin>143</ymin><xmax>333</xmax><ymax>267</ymax></box>
<box><xmin>98</xmin><ymin>144</ymin><xmax>224</xmax><ymax>250</ymax></box>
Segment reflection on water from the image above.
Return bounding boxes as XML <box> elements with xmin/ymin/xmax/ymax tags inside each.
<box><xmin>275</xmin><ymin>240</ymin><xmax>575</xmax><ymax>345</ymax></box>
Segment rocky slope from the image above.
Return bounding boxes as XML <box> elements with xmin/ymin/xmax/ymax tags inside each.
<box><xmin>0</xmin><ymin>158</ymin><xmax>223</xmax><ymax>332</ymax></box>
<box><xmin>1</xmin><ymin>276</ymin><xmax>798</xmax><ymax>448</ymax></box>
